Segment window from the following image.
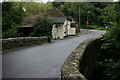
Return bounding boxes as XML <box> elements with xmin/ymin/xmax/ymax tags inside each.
<box><xmin>70</xmin><ymin>23</ymin><xmax>76</xmax><ymax>28</ymax></box>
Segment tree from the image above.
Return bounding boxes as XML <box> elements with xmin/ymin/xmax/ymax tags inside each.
<box><xmin>97</xmin><ymin>3</ymin><xmax>120</xmax><ymax>80</ymax></box>
<box><xmin>58</xmin><ymin>2</ymin><xmax>97</xmax><ymax>25</ymax></box>
<box><xmin>20</xmin><ymin>2</ymin><xmax>52</xmax><ymax>16</ymax></box>
<box><xmin>55</xmin><ymin>2</ymin><xmax>119</xmax><ymax>27</ymax></box>
<box><xmin>30</xmin><ymin>16</ymin><xmax>53</xmax><ymax>37</ymax></box>
<box><xmin>52</xmin><ymin>2</ymin><xmax>64</xmax><ymax>8</ymax></box>
<box><xmin>2</xmin><ymin>2</ymin><xmax>53</xmax><ymax>38</ymax></box>
<box><xmin>20</xmin><ymin>2</ymin><xmax>52</xmax><ymax>25</ymax></box>
<box><xmin>101</xmin><ymin>3</ymin><xmax>118</xmax><ymax>26</ymax></box>
<box><xmin>2</xmin><ymin>2</ymin><xmax>25</xmax><ymax>38</ymax></box>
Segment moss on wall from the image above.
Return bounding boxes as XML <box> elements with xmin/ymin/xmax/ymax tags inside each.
<box><xmin>61</xmin><ymin>36</ymin><xmax>102</xmax><ymax>80</ymax></box>
<box><xmin>2</xmin><ymin>36</ymin><xmax>48</xmax><ymax>51</ymax></box>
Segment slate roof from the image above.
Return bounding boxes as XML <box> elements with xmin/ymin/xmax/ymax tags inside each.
<box><xmin>47</xmin><ymin>8</ymin><xmax>66</xmax><ymax>23</ymax></box>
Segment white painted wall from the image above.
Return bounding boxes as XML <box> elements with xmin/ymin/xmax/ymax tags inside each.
<box><xmin>52</xmin><ymin>19</ymin><xmax>76</xmax><ymax>39</ymax></box>
<box><xmin>64</xmin><ymin>20</ymin><xmax>76</xmax><ymax>36</ymax></box>
<box><xmin>68</xmin><ymin>28</ymin><xmax>76</xmax><ymax>35</ymax></box>
<box><xmin>52</xmin><ymin>24</ymin><xmax>65</xmax><ymax>39</ymax></box>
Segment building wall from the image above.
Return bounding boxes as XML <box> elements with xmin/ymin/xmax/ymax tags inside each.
<box><xmin>68</xmin><ymin>28</ymin><xmax>76</xmax><ymax>35</ymax></box>
<box><xmin>2</xmin><ymin>37</ymin><xmax>48</xmax><ymax>51</ymax></box>
<box><xmin>61</xmin><ymin>37</ymin><xmax>102</xmax><ymax>80</ymax></box>
<box><xmin>52</xmin><ymin>19</ymin><xmax>76</xmax><ymax>39</ymax></box>
<box><xmin>65</xmin><ymin>20</ymin><xmax>76</xmax><ymax>36</ymax></box>
<box><xmin>52</xmin><ymin>24</ymin><xmax>65</xmax><ymax>39</ymax></box>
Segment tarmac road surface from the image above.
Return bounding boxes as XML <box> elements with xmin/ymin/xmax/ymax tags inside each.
<box><xmin>2</xmin><ymin>29</ymin><xmax>106</xmax><ymax>78</ymax></box>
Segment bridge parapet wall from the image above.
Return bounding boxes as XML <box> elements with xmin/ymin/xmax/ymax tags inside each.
<box><xmin>61</xmin><ymin>36</ymin><xmax>102</xmax><ymax>80</ymax></box>
<box><xmin>2</xmin><ymin>36</ymin><xmax>48</xmax><ymax>51</ymax></box>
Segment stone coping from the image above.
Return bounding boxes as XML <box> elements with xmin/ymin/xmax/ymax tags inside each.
<box><xmin>2</xmin><ymin>36</ymin><xmax>48</xmax><ymax>51</ymax></box>
<box><xmin>61</xmin><ymin>36</ymin><xmax>102</xmax><ymax>80</ymax></box>
<box><xmin>1</xmin><ymin>36</ymin><xmax>47</xmax><ymax>41</ymax></box>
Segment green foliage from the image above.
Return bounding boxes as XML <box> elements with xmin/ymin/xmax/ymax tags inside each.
<box><xmin>20</xmin><ymin>2</ymin><xmax>52</xmax><ymax>25</ymax></box>
<box><xmin>101</xmin><ymin>4</ymin><xmax>118</xmax><ymax>26</ymax></box>
<box><xmin>81</xmin><ymin>25</ymin><xmax>105</xmax><ymax>30</ymax></box>
<box><xmin>81</xmin><ymin>25</ymin><xmax>96</xmax><ymax>29</ymax></box>
<box><xmin>54</xmin><ymin>2</ymin><xmax>119</xmax><ymax>27</ymax></box>
<box><xmin>102</xmin><ymin>22</ymin><xmax>120</xmax><ymax>49</ymax></box>
<box><xmin>30</xmin><ymin>17</ymin><xmax>53</xmax><ymax>37</ymax></box>
<box><xmin>97</xmin><ymin>22</ymin><xmax>120</xmax><ymax>80</ymax></box>
<box><xmin>3</xmin><ymin>25</ymin><xmax>18</xmax><ymax>38</ymax></box>
<box><xmin>2</xmin><ymin>2</ymin><xmax>25</xmax><ymax>38</ymax></box>
<box><xmin>2</xmin><ymin>2</ymin><xmax>52</xmax><ymax>38</ymax></box>
<box><xmin>58</xmin><ymin>2</ymin><xmax>102</xmax><ymax>25</ymax></box>
<box><xmin>96</xmin><ymin>27</ymin><xmax>106</xmax><ymax>30</ymax></box>
<box><xmin>52</xmin><ymin>2</ymin><xmax>64</xmax><ymax>8</ymax></box>
<box><xmin>87</xmin><ymin>25</ymin><xmax>98</xmax><ymax>29</ymax></box>
<box><xmin>3</xmin><ymin>2</ymin><xmax>119</xmax><ymax>38</ymax></box>
<box><xmin>98</xmin><ymin>59</ymin><xmax>120</xmax><ymax>80</ymax></box>
<box><xmin>104</xmin><ymin>59</ymin><xmax>120</xmax><ymax>80</ymax></box>
<box><xmin>20</xmin><ymin>2</ymin><xmax>52</xmax><ymax>16</ymax></box>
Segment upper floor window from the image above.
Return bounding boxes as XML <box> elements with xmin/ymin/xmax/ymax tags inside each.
<box><xmin>70</xmin><ymin>23</ymin><xmax>76</xmax><ymax>28</ymax></box>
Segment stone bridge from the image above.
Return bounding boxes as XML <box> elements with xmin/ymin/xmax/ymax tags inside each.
<box><xmin>2</xmin><ymin>29</ymin><xmax>106</xmax><ymax>79</ymax></box>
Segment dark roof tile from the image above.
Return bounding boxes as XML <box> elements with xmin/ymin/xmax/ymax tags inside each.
<box><xmin>47</xmin><ymin>8</ymin><xmax>66</xmax><ymax>18</ymax></box>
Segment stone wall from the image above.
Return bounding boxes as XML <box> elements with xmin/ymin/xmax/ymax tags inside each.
<box><xmin>79</xmin><ymin>37</ymin><xmax>102</xmax><ymax>80</ymax></box>
<box><xmin>61</xmin><ymin>36</ymin><xmax>102</xmax><ymax>80</ymax></box>
<box><xmin>2</xmin><ymin>36</ymin><xmax>48</xmax><ymax>51</ymax></box>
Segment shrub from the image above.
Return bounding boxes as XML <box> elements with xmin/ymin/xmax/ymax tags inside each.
<box><xmin>98</xmin><ymin>59</ymin><xmax>120</xmax><ymax>80</ymax></box>
<box><xmin>103</xmin><ymin>22</ymin><xmax>120</xmax><ymax>49</ymax></box>
<box><xmin>30</xmin><ymin>16</ymin><xmax>53</xmax><ymax>37</ymax></box>
<box><xmin>87</xmin><ymin>25</ymin><xmax>98</xmax><ymax>29</ymax></box>
<box><xmin>2</xmin><ymin>2</ymin><xmax>25</xmax><ymax>38</ymax></box>
<box><xmin>2</xmin><ymin>25</ymin><xmax>18</xmax><ymax>38</ymax></box>
<box><xmin>81</xmin><ymin>25</ymin><xmax>105</xmax><ymax>30</ymax></box>
<box><xmin>97</xmin><ymin>22</ymin><xmax>120</xmax><ymax>80</ymax></box>
<box><xmin>96</xmin><ymin>27</ymin><xmax>105</xmax><ymax>30</ymax></box>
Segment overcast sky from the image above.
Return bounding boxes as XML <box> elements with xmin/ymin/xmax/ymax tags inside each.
<box><xmin>0</xmin><ymin>0</ymin><xmax>119</xmax><ymax>3</ymax></box>
<box><xmin>0</xmin><ymin>0</ymin><xmax>54</xmax><ymax>3</ymax></box>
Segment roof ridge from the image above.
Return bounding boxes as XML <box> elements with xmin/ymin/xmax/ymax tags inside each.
<box><xmin>55</xmin><ymin>8</ymin><xmax>66</xmax><ymax>17</ymax></box>
<box><xmin>47</xmin><ymin>8</ymin><xmax>66</xmax><ymax>18</ymax></box>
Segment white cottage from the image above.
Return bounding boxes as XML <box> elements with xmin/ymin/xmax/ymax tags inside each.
<box><xmin>47</xmin><ymin>8</ymin><xmax>79</xmax><ymax>39</ymax></box>
<box><xmin>64</xmin><ymin>17</ymin><xmax>77</xmax><ymax>36</ymax></box>
<box><xmin>52</xmin><ymin>24</ymin><xmax>65</xmax><ymax>39</ymax></box>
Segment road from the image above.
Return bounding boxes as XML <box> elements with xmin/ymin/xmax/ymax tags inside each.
<box><xmin>2</xmin><ymin>29</ymin><xmax>106</xmax><ymax>79</ymax></box>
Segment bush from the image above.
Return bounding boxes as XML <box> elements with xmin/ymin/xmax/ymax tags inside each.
<box><xmin>97</xmin><ymin>22</ymin><xmax>120</xmax><ymax>80</ymax></box>
<box><xmin>87</xmin><ymin>25</ymin><xmax>98</xmax><ymax>29</ymax></box>
<box><xmin>30</xmin><ymin>16</ymin><xmax>53</xmax><ymax>37</ymax></box>
<box><xmin>104</xmin><ymin>59</ymin><xmax>120</xmax><ymax>80</ymax></box>
<box><xmin>81</xmin><ymin>25</ymin><xmax>105</xmax><ymax>30</ymax></box>
<box><xmin>103</xmin><ymin>22</ymin><xmax>120</xmax><ymax>49</ymax></box>
<box><xmin>2</xmin><ymin>25</ymin><xmax>18</xmax><ymax>38</ymax></box>
<box><xmin>2</xmin><ymin>2</ymin><xmax>25</xmax><ymax>38</ymax></box>
<box><xmin>96</xmin><ymin>27</ymin><xmax>106</xmax><ymax>30</ymax></box>
<box><xmin>98</xmin><ymin>59</ymin><xmax>120</xmax><ymax>80</ymax></box>
<box><xmin>81</xmin><ymin>25</ymin><xmax>96</xmax><ymax>29</ymax></box>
